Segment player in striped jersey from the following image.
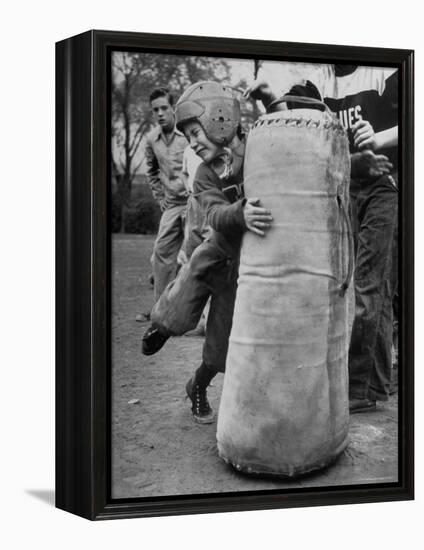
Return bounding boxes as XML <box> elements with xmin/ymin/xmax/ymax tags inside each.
<box><xmin>246</xmin><ymin>64</ymin><xmax>398</xmax><ymax>413</ymax></box>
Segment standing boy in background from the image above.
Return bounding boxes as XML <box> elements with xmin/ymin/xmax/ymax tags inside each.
<box><xmin>145</xmin><ymin>88</ymin><xmax>189</xmax><ymax>302</ymax></box>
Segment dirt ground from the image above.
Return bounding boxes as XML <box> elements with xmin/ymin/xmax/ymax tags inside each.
<box><xmin>111</xmin><ymin>234</ymin><xmax>398</xmax><ymax>499</ymax></box>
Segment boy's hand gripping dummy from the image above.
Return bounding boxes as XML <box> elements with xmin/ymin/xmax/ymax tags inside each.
<box><xmin>217</xmin><ymin>96</ymin><xmax>354</xmax><ymax>477</ymax></box>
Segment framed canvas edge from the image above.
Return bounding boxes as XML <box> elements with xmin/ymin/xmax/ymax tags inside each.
<box><xmin>55</xmin><ymin>29</ymin><xmax>414</xmax><ymax>521</ymax></box>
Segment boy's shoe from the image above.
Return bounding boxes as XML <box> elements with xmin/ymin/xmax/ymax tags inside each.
<box><xmin>349</xmin><ymin>398</ymin><xmax>377</xmax><ymax>414</ymax></box>
<box><xmin>141</xmin><ymin>325</ymin><xmax>169</xmax><ymax>355</ymax></box>
<box><xmin>185</xmin><ymin>377</ymin><xmax>215</xmax><ymax>424</ymax></box>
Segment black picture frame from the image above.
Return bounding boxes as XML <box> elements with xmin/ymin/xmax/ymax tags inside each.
<box><xmin>56</xmin><ymin>29</ymin><xmax>414</xmax><ymax>520</ymax></box>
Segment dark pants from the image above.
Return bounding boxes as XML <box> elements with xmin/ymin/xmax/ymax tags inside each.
<box><xmin>201</xmin><ymin>256</ymin><xmax>237</xmax><ymax>374</ymax></box>
<box><xmin>151</xmin><ymin>239</ymin><xmax>238</xmax><ymax>376</ymax></box>
<box><xmin>348</xmin><ymin>173</ymin><xmax>398</xmax><ymax>401</ymax></box>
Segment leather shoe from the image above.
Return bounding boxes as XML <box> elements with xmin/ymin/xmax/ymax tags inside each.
<box><xmin>141</xmin><ymin>324</ymin><xmax>169</xmax><ymax>355</ymax></box>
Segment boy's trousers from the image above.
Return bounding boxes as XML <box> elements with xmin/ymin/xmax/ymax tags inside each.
<box><xmin>151</xmin><ymin>239</ymin><xmax>238</xmax><ymax>374</ymax></box>
<box><xmin>179</xmin><ymin>194</ymin><xmax>211</xmax><ymax>263</ymax></box>
<box><xmin>348</xmin><ymin>173</ymin><xmax>398</xmax><ymax>401</ymax></box>
<box><xmin>152</xmin><ymin>204</ymin><xmax>186</xmax><ymax>302</ymax></box>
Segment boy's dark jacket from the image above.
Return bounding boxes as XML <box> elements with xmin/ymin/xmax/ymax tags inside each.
<box><xmin>193</xmin><ymin>162</ymin><xmax>246</xmax><ymax>259</ymax></box>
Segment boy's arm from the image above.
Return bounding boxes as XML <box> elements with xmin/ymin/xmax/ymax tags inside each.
<box><xmin>245</xmin><ymin>67</ymin><xmax>325</xmax><ymax>113</ymax></box>
<box><xmin>181</xmin><ymin>148</ymin><xmax>191</xmax><ymax>192</ymax></box>
<box><xmin>352</xmin><ymin>121</ymin><xmax>398</xmax><ymax>151</ymax></box>
<box><xmin>194</xmin><ymin>165</ymin><xmax>273</xmax><ymax>237</ymax></box>
<box><xmin>202</xmin><ymin>189</ymin><xmax>247</xmax><ymax>234</ymax></box>
<box><xmin>352</xmin><ymin>69</ymin><xmax>398</xmax><ymax>168</ymax></box>
<box><xmin>375</xmin><ymin>126</ymin><xmax>398</xmax><ymax>150</ymax></box>
<box><xmin>245</xmin><ymin>79</ymin><xmax>324</xmax><ymax>113</ymax></box>
<box><xmin>243</xmin><ymin>80</ymin><xmax>278</xmax><ymax>111</ymax></box>
<box><xmin>193</xmin><ymin>165</ymin><xmax>247</xmax><ymax>235</ymax></box>
<box><xmin>145</xmin><ymin>138</ymin><xmax>165</xmax><ymax>208</ymax></box>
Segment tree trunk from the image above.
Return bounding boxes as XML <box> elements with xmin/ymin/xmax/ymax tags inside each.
<box><xmin>118</xmin><ymin>173</ymin><xmax>132</xmax><ymax>233</ymax></box>
<box><xmin>119</xmin><ymin>202</ymin><xmax>130</xmax><ymax>233</ymax></box>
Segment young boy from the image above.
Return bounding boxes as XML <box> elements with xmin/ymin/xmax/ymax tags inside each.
<box><xmin>179</xmin><ymin>145</ymin><xmax>207</xmax><ymax>264</ymax></box>
<box><xmin>145</xmin><ymin>88</ymin><xmax>189</xmax><ymax>302</ymax></box>
<box><xmin>142</xmin><ymin>81</ymin><xmax>273</xmax><ymax>423</ymax></box>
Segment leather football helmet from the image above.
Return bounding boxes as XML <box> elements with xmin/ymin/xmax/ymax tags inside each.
<box><xmin>175</xmin><ymin>81</ymin><xmax>240</xmax><ymax>145</ymax></box>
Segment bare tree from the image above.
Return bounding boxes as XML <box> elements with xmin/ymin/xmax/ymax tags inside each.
<box><xmin>112</xmin><ymin>53</ymin><xmax>151</xmax><ymax>232</ymax></box>
<box><xmin>112</xmin><ymin>52</ymin><xmax>232</xmax><ymax>232</ymax></box>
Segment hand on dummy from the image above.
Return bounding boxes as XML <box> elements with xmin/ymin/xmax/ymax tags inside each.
<box><xmin>351</xmin><ymin>150</ymin><xmax>393</xmax><ymax>179</ymax></box>
<box><xmin>243</xmin><ymin>80</ymin><xmax>273</xmax><ymax>102</ymax></box>
<box><xmin>243</xmin><ymin>197</ymin><xmax>273</xmax><ymax>236</ymax></box>
<box><xmin>352</xmin><ymin>119</ymin><xmax>377</xmax><ymax>151</ymax></box>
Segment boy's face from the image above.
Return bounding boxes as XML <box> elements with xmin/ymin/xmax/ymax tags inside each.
<box><xmin>151</xmin><ymin>96</ymin><xmax>175</xmax><ymax>132</ymax></box>
<box><xmin>183</xmin><ymin>121</ymin><xmax>222</xmax><ymax>164</ymax></box>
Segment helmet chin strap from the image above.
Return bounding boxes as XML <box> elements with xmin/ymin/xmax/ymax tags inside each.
<box><xmin>208</xmin><ymin>134</ymin><xmax>245</xmax><ymax>181</ymax></box>
<box><xmin>211</xmin><ymin>149</ymin><xmax>234</xmax><ymax>180</ymax></box>
<box><xmin>231</xmin><ymin>139</ymin><xmax>245</xmax><ymax>159</ymax></box>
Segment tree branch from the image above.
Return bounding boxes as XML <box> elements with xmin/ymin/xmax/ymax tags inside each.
<box><xmin>131</xmin><ymin>156</ymin><xmax>145</xmax><ymax>177</ymax></box>
<box><xmin>129</xmin><ymin>121</ymin><xmax>148</xmax><ymax>157</ymax></box>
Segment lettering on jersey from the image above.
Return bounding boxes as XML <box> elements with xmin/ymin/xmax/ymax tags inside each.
<box><xmin>338</xmin><ymin>105</ymin><xmax>362</xmax><ymax>130</ymax></box>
